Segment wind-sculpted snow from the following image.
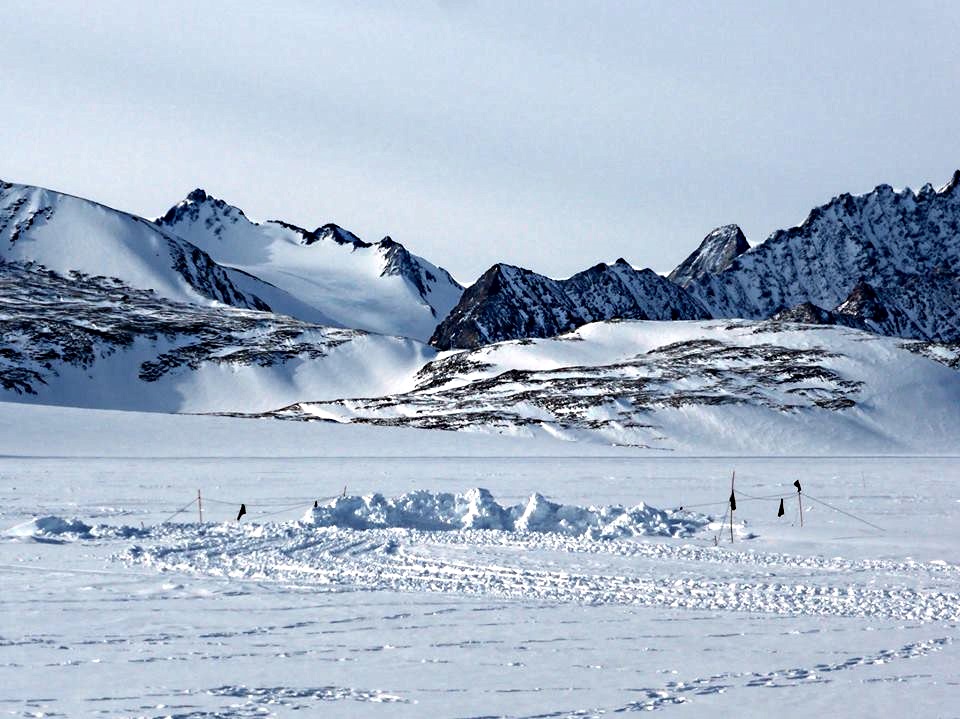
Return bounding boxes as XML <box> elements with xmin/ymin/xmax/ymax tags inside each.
<box><xmin>4</xmin><ymin>515</ymin><xmax>149</xmax><ymax>541</ymax></box>
<box><xmin>304</xmin><ymin>488</ymin><xmax>706</xmax><ymax>538</ymax></box>
<box><xmin>681</xmin><ymin>172</ymin><xmax>960</xmax><ymax>340</ymax></box>
<box><xmin>0</xmin><ymin>263</ymin><xmax>433</xmax><ymax>412</ymax></box>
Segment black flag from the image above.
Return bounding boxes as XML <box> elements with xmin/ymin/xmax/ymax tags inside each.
<box><xmin>777</xmin><ymin>498</ymin><xmax>785</xmax><ymax>517</ymax></box>
<box><xmin>729</xmin><ymin>490</ymin><xmax>737</xmax><ymax>512</ymax></box>
<box><xmin>794</xmin><ymin>480</ymin><xmax>802</xmax><ymax>493</ymax></box>
<box><xmin>236</xmin><ymin>503</ymin><xmax>247</xmax><ymax>521</ymax></box>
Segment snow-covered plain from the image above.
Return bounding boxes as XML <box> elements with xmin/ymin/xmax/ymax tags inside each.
<box><xmin>1</xmin><ymin>404</ymin><xmax>958</xmax><ymax>718</ymax></box>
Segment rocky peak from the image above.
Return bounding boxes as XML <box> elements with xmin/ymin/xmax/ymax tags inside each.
<box><xmin>156</xmin><ymin>188</ymin><xmax>249</xmax><ymax>232</ymax></box>
<box><xmin>938</xmin><ymin>169</ymin><xmax>960</xmax><ymax>195</ymax></box>
<box><xmin>681</xmin><ymin>170</ymin><xmax>960</xmax><ymax>331</ymax></box>
<box><xmin>186</xmin><ymin>188</ymin><xmax>209</xmax><ymax>203</ymax></box>
<box><xmin>430</xmin><ymin>259</ymin><xmax>709</xmax><ymax>350</ymax></box>
<box><xmin>836</xmin><ymin>281</ymin><xmax>887</xmax><ymax>322</ymax></box>
<box><xmin>377</xmin><ymin>236</ymin><xmax>429</xmax><ymax>296</ymax></box>
<box><xmin>770</xmin><ymin>301</ymin><xmax>867</xmax><ymax>330</ymax></box>
<box><xmin>311</xmin><ymin>223</ymin><xmax>370</xmax><ymax>248</ymax></box>
<box><xmin>668</xmin><ymin>224</ymin><xmax>749</xmax><ymax>288</ymax></box>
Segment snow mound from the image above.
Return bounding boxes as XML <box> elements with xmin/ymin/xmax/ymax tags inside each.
<box><xmin>4</xmin><ymin>515</ymin><xmax>145</xmax><ymax>541</ymax></box>
<box><xmin>304</xmin><ymin>488</ymin><xmax>707</xmax><ymax>538</ymax></box>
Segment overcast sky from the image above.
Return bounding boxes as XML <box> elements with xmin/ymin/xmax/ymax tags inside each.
<box><xmin>3</xmin><ymin>1</ymin><xmax>959</xmax><ymax>281</ymax></box>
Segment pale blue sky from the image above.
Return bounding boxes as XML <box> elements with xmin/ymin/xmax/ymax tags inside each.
<box><xmin>3</xmin><ymin>1</ymin><xmax>959</xmax><ymax>280</ymax></box>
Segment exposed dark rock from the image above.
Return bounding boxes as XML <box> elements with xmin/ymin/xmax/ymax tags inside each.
<box><xmin>681</xmin><ymin>171</ymin><xmax>960</xmax><ymax>342</ymax></box>
<box><xmin>770</xmin><ymin>301</ymin><xmax>868</xmax><ymax>330</ymax></box>
<box><xmin>430</xmin><ymin>262</ymin><xmax>710</xmax><ymax>350</ymax></box>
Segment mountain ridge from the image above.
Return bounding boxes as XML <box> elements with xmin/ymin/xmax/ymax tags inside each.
<box><xmin>430</xmin><ymin>259</ymin><xmax>711</xmax><ymax>349</ymax></box>
<box><xmin>678</xmin><ymin>172</ymin><xmax>960</xmax><ymax>341</ymax></box>
<box><xmin>156</xmin><ymin>189</ymin><xmax>463</xmax><ymax>341</ymax></box>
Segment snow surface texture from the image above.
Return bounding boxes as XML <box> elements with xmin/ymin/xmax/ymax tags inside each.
<box><xmin>0</xmin><ymin>263</ymin><xmax>433</xmax><ymax>412</ymax></box>
<box><xmin>274</xmin><ymin>319</ymin><xmax>960</xmax><ymax>454</ymax></box>
<box><xmin>156</xmin><ymin>189</ymin><xmax>464</xmax><ymax>341</ymax></box>
<box><xmin>1</xmin><ymin>417</ymin><xmax>958</xmax><ymax>718</ymax></box>
<box><xmin>5</xmin><ymin>504</ymin><xmax>956</xmax><ymax>624</ymax></box>
<box><xmin>681</xmin><ymin>172</ymin><xmax>960</xmax><ymax>340</ymax></box>
<box><xmin>430</xmin><ymin>260</ymin><xmax>710</xmax><ymax>349</ymax></box>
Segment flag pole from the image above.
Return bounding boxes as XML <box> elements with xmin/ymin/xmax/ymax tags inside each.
<box><xmin>794</xmin><ymin>479</ymin><xmax>803</xmax><ymax>527</ymax></box>
<box><xmin>729</xmin><ymin>470</ymin><xmax>736</xmax><ymax>543</ymax></box>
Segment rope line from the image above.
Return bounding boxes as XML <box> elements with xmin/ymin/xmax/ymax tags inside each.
<box><xmin>803</xmin><ymin>492</ymin><xmax>885</xmax><ymax>532</ymax></box>
<box><xmin>159</xmin><ymin>485</ymin><xmax>885</xmax><ymax>534</ymax></box>
<box><xmin>679</xmin><ymin>492</ymin><xmax>782</xmax><ymax>510</ymax></box>
<box><xmin>160</xmin><ymin>497</ymin><xmax>198</xmax><ymax>524</ymax></box>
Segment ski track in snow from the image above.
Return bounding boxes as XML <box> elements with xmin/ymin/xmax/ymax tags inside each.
<box><xmin>7</xmin><ymin>492</ymin><xmax>959</xmax><ymax>627</ymax></box>
<box><xmin>26</xmin><ymin>514</ymin><xmax>942</xmax><ymax>624</ymax></box>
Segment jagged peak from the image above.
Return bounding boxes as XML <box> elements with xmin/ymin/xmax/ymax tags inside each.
<box><xmin>157</xmin><ymin>188</ymin><xmax>249</xmax><ymax>228</ymax></box>
<box><xmin>668</xmin><ymin>224</ymin><xmax>749</xmax><ymax>287</ymax></box>
<box><xmin>938</xmin><ymin>169</ymin><xmax>960</xmax><ymax>195</ymax></box>
<box><xmin>805</xmin><ymin>170</ymin><xmax>960</xmax><ymax>224</ymax></box>
<box><xmin>311</xmin><ymin>223</ymin><xmax>371</xmax><ymax>248</ymax></box>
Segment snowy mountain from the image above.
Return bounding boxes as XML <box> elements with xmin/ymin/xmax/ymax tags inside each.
<box><xmin>0</xmin><ymin>262</ymin><xmax>432</xmax><ymax>413</ymax></box>
<box><xmin>679</xmin><ymin>171</ymin><xmax>960</xmax><ymax>340</ymax></box>
<box><xmin>667</xmin><ymin>224</ymin><xmax>749</xmax><ymax>288</ymax></box>
<box><xmin>0</xmin><ymin>181</ymin><xmax>308</xmax><ymax>315</ymax></box>
<box><xmin>269</xmin><ymin>319</ymin><xmax>960</xmax><ymax>454</ymax></box>
<box><xmin>430</xmin><ymin>260</ymin><xmax>711</xmax><ymax>349</ymax></box>
<box><xmin>156</xmin><ymin>190</ymin><xmax>464</xmax><ymax>341</ymax></box>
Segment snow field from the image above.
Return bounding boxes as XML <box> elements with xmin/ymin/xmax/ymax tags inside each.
<box><xmin>1</xmin><ymin>446</ymin><xmax>959</xmax><ymax>717</ymax></box>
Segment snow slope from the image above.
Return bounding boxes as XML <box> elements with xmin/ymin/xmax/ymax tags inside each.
<box><xmin>279</xmin><ymin>319</ymin><xmax>960</xmax><ymax>455</ymax></box>
<box><xmin>0</xmin><ymin>263</ymin><xmax>432</xmax><ymax>413</ymax></box>
<box><xmin>0</xmin><ymin>180</ymin><xmax>306</xmax><ymax>314</ymax></box>
<box><xmin>0</xmin><ymin>400</ymin><xmax>646</xmax><ymax>458</ymax></box>
<box><xmin>156</xmin><ymin>189</ymin><xmax>464</xmax><ymax>340</ymax></box>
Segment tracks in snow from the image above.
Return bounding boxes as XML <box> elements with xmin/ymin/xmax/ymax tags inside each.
<box><xmin>119</xmin><ymin>523</ymin><xmax>960</xmax><ymax>623</ymax></box>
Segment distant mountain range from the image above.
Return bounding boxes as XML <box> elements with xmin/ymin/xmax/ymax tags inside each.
<box><xmin>435</xmin><ymin>171</ymin><xmax>960</xmax><ymax>347</ymax></box>
<box><xmin>5</xmin><ymin>171</ymin><xmax>960</xmax><ymax>348</ymax></box>
<box><xmin>2</xmin><ymin>170</ymin><xmax>960</xmax><ymax>451</ymax></box>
